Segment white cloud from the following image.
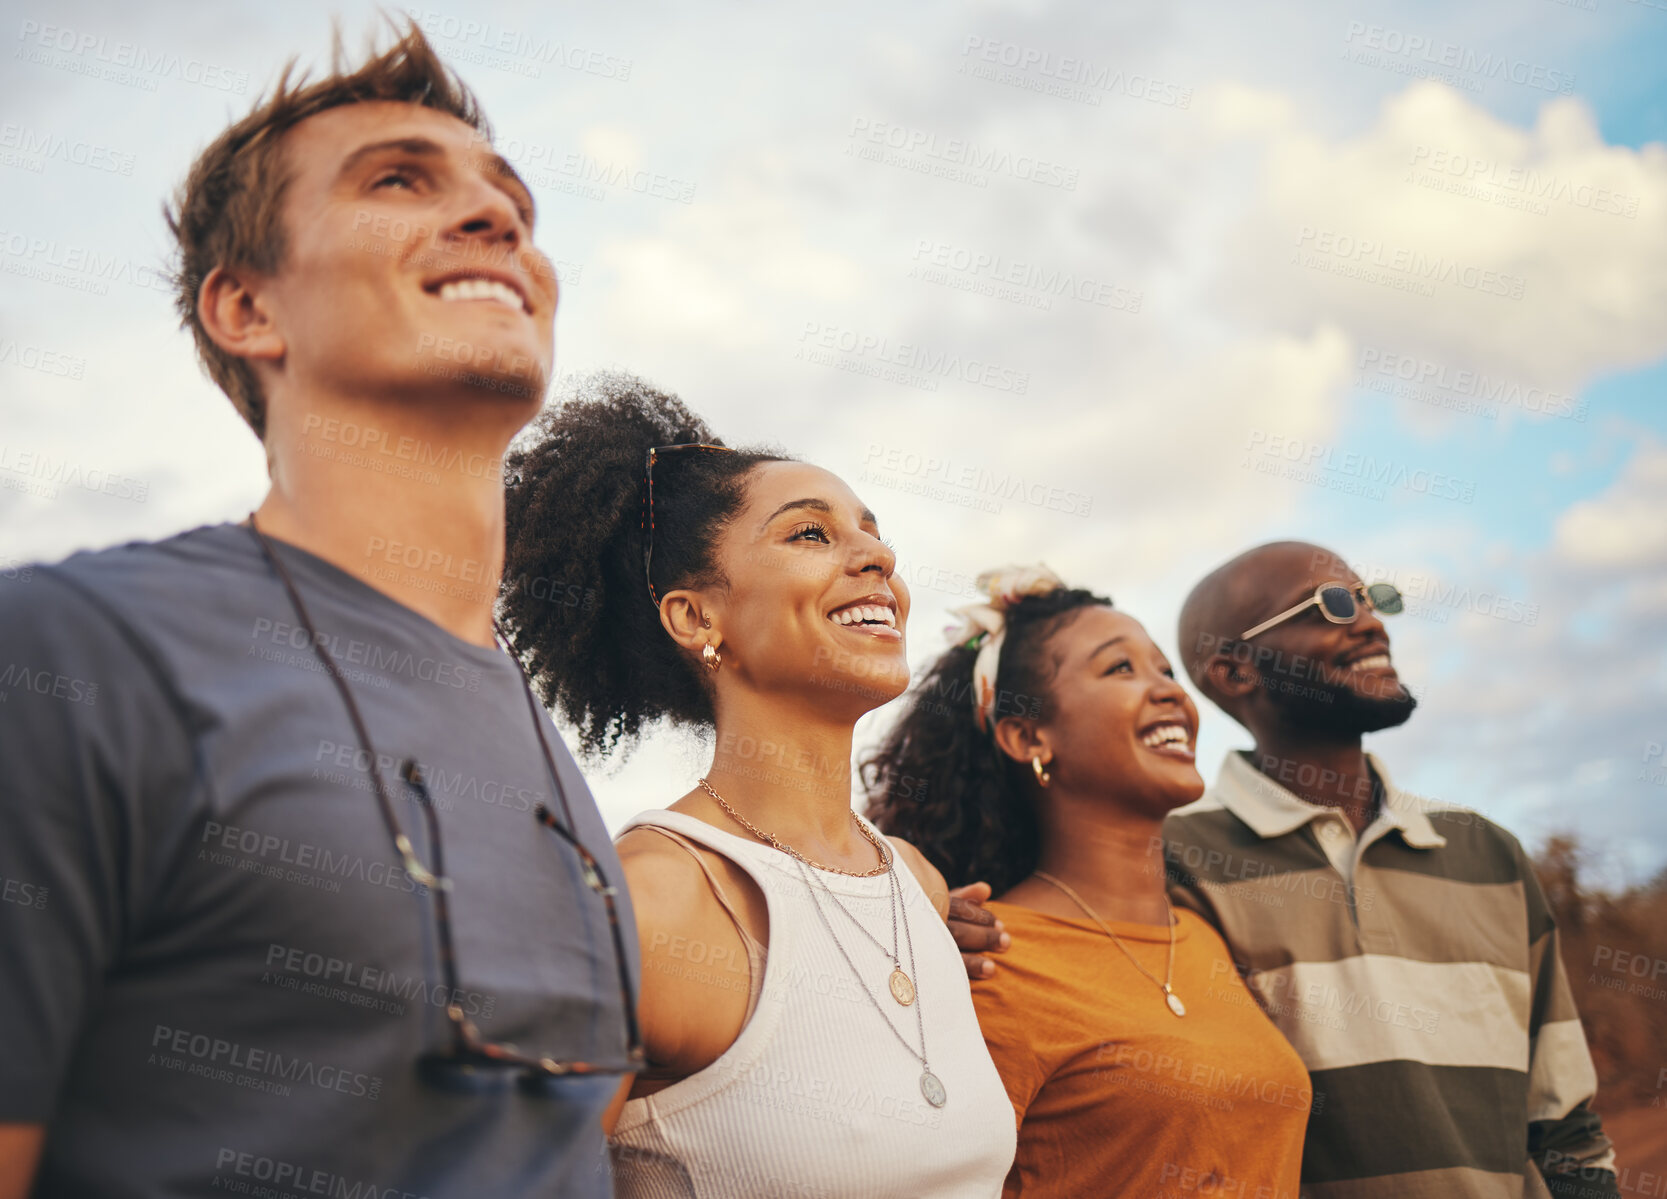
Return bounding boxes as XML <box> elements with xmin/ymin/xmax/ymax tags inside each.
<box><xmin>1208</xmin><ymin>80</ymin><xmax>1667</xmax><ymax>396</ymax></box>
<box><xmin>3</xmin><ymin>0</ymin><xmax>1664</xmax><ymax>877</ymax></box>
<box><xmin>1377</xmin><ymin>437</ymin><xmax>1667</xmax><ymax>883</ymax></box>
<box><xmin>1551</xmin><ymin>437</ymin><xmax>1667</xmax><ymax>572</ymax></box>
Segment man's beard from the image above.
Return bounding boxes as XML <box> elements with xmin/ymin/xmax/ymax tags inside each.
<box><xmin>1264</xmin><ymin>666</ymin><xmax>1418</xmax><ymax>736</ymax></box>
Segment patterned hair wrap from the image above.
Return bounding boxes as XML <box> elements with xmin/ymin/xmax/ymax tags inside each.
<box><xmin>944</xmin><ymin>564</ymin><xmax>1067</xmax><ymax>732</ymax></box>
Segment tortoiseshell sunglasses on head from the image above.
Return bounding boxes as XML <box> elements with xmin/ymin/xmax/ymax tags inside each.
<box><xmin>642</xmin><ymin>443</ymin><xmax>737</xmax><ymax>607</ymax></box>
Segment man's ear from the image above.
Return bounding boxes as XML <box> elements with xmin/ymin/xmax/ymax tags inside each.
<box><xmin>1203</xmin><ymin>652</ymin><xmax>1259</xmax><ymax>705</ymax></box>
<box><xmin>658</xmin><ymin>589</ymin><xmax>721</xmax><ymax>659</ymax></box>
<box><xmin>992</xmin><ymin>714</ymin><xmax>1050</xmax><ymax>769</ymax></box>
<box><xmin>198</xmin><ymin>264</ymin><xmax>285</xmax><ymax>366</ymax></box>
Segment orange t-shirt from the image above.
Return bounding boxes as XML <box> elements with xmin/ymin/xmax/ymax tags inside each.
<box><xmin>973</xmin><ymin>903</ymin><xmax>1310</xmax><ymax>1199</ymax></box>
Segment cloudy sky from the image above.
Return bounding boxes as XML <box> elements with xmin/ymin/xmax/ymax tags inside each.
<box><xmin>2</xmin><ymin>0</ymin><xmax>1664</xmax><ymax>884</ymax></box>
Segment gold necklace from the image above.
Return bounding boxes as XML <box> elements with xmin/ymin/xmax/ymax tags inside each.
<box><xmin>794</xmin><ymin>856</ymin><xmax>944</xmax><ymax>1106</ymax></box>
<box><xmin>1031</xmin><ymin>870</ymin><xmax>1187</xmax><ymax>1018</ymax></box>
<box><xmin>696</xmin><ymin>777</ymin><xmax>892</xmax><ymax>877</ymax></box>
<box><xmin>698</xmin><ymin>777</ymin><xmax>916</xmax><ymax>1006</ymax></box>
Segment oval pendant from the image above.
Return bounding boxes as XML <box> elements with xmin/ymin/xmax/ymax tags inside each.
<box><xmin>920</xmin><ymin>1069</ymin><xmax>947</xmax><ymax>1108</ymax></box>
<box><xmin>1165</xmin><ymin>991</ymin><xmax>1187</xmax><ymax>1017</ymax></box>
<box><xmin>888</xmin><ymin>967</ymin><xmax>916</xmax><ymax>1006</ymax></box>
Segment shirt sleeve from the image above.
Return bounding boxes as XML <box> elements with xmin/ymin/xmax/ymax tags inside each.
<box><xmin>969</xmin><ymin>969</ymin><xmax>1049</xmax><ymax>1129</ymax></box>
<box><xmin>1514</xmin><ymin>836</ymin><xmax>1619</xmax><ymax>1199</ymax></box>
<box><xmin>0</xmin><ymin>568</ymin><xmax>197</xmax><ymax>1122</ymax></box>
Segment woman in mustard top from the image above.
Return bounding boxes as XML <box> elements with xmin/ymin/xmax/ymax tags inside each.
<box><xmin>867</xmin><ymin>567</ymin><xmax>1310</xmax><ymax>1199</ymax></box>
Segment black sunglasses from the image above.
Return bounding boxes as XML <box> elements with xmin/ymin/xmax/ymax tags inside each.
<box><xmin>1240</xmin><ymin>580</ymin><xmax>1404</xmax><ymax>640</ymax></box>
<box><xmin>247</xmin><ymin>518</ymin><xmax>644</xmax><ymax>1091</ymax></box>
<box><xmin>403</xmin><ymin>763</ymin><xmax>645</xmax><ymax>1089</ymax></box>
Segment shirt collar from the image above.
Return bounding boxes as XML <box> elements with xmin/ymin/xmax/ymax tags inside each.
<box><xmin>1214</xmin><ymin>750</ymin><xmax>1447</xmax><ymax>850</ymax></box>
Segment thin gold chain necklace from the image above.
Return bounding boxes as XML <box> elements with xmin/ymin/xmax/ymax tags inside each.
<box><xmin>696</xmin><ymin>777</ymin><xmax>891</xmax><ymax>877</ymax></box>
<box><xmin>697</xmin><ymin>776</ymin><xmax>918</xmax><ymax>1007</ymax></box>
<box><xmin>1032</xmin><ymin>870</ymin><xmax>1187</xmax><ymax>1018</ymax></box>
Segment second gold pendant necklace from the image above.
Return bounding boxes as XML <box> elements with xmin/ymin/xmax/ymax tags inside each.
<box><xmin>699</xmin><ymin>776</ymin><xmax>916</xmax><ymax>1006</ymax></box>
<box><xmin>1032</xmin><ymin>870</ymin><xmax>1187</xmax><ymax>1017</ymax></box>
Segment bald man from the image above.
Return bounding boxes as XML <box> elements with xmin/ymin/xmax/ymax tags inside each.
<box><xmin>1163</xmin><ymin>541</ymin><xmax>1617</xmax><ymax>1199</ymax></box>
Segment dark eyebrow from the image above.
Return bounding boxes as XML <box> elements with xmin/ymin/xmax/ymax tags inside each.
<box><xmin>337</xmin><ymin>136</ymin><xmax>446</xmax><ymax>179</ymax></box>
<box><xmin>761</xmin><ymin>498</ymin><xmax>831</xmax><ymax>529</ymax></box>
<box><xmin>338</xmin><ymin>136</ymin><xmax>537</xmax><ymax>225</ymax></box>
<box><xmin>758</xmin><ymin>498</ymin><xmax>880</xmax><ymax>532</ymax></box>
<box><xmin>1089</xmin><ymin>636</ymin><xmax>1128</xmax><ymax>660</ymax></box>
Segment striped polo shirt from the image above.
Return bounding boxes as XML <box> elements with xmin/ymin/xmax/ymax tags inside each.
<box><xmin>1162</xmin><ymin>750</ymin><xmax>1619</xmax><ymax>1199</ymax></box>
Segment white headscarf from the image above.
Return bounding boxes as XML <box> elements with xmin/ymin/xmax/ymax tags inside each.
<box><xmin>944</xmin><ymin>564</ymin><xmax>1067</xmax><ymax>733</ymax></box>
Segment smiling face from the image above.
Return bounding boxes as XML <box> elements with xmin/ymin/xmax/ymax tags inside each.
<box><xmin>706</xmin><ymin>461</ymin><xmax>910</xmax><ymax>715</ymax></box>
<box><xmin>1022</xmin><ymin>607</ymin><xmax>1205</xmax><ymax>817</ymax></box>
<box><xmin>1236</xmin><ymin>543</ymin><xmax>1417</xmax><ymax>735</ymax></box>
<box><xmin>259</xmin><ymin>101</ymin><xmax>556</xmax><ymax>411</ymax></box>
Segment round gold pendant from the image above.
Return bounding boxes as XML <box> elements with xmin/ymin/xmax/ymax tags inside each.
<box><xmin>1165</xmin><ymin>990</ymin><xmax>1187</xmax><ymax>1017</ymax></box>
<box><xmin>888</xmin><ymin>967</ymin><xmax>916</xmax><ymax>1006</ymax></box>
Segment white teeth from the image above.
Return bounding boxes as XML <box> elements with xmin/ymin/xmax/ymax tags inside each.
<box><xmin>829</xmin><ymin>604</ymin><xmax>895</xmax><ymax>628</ymax></box>
<box><xmin>1351</xmin><ymin>654</ymin><xmax>1391</xmax><ymax>670</ymax></box>
<box><xmin>436</xmin><ymin>277</ymin><xmax>526</xmax><ymax>312</ymax></box>
<box><xmin>1140</xmin><ymin>724</ymin><xmax>1189</xmax><ymax>748</ymax></box>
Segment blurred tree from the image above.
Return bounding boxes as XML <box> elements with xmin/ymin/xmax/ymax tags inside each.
<box><xmin>1532</xmin><ymin>834</ymin><xmax>1667</xmax><ymax>1110</ymax></box>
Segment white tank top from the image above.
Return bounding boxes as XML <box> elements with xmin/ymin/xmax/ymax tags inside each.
<box><xmin>609</xmin><ymin>809</ymin><xmax>1017</xmax><ymax>1199</ymax></box>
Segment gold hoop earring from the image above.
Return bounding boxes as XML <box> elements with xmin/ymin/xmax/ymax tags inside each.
<box><xmin>703</xmin><ymin>644</ymin><xmax>722</xmax><ymax>672</ymax></box>
<box><xmin>1032</xmin><ymin>755</ymin><xmax>1051</xmax><ymax>788</ymax></box>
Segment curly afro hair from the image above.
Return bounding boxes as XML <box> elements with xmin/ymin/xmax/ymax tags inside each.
<box><xmin>499</xmin><ymin>372</ymin><xmax>787</xmax><ymax>758</ymax></box>
<box><xmin>863</xmin><ymin>586</ymin><xmax>1111</xmax><ymax>894</ymax></box>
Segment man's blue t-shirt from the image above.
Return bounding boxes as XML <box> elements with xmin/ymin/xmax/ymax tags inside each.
<box><xmin>0</xmin><ymin>523</ymin><xmax>638</xmax><ymax>1197</ymax></box>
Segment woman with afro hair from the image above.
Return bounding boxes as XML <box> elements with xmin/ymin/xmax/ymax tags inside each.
<box><xmin>864</xmin><ymin>567</ymin><xmax>1309</xmax><ymax>1199</ymax></box>
<box><xmin>500</xmin><ymin>374</ymin><xmax>1016</xmax><ymax>1198</ymax></box>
